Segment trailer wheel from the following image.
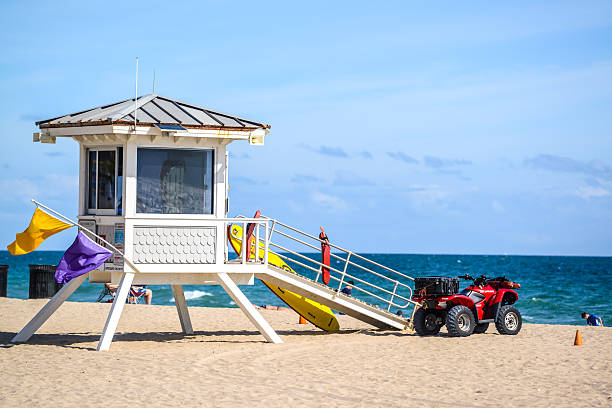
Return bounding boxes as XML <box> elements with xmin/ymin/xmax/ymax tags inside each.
<box><xmin>446</xmin><ymin>305</ymin><xmax>475</xmax><ymax>337</ymax></box>
<box><xmin>413</xmin><ymin>308</ymin><xmax>443</xmax><ymax>336</ymax></box>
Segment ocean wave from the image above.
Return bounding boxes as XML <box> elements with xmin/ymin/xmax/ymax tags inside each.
<box><xmin>171</xmin><ymin>290</ymin><xmax>214</xmax><ymax>302</ymax></box>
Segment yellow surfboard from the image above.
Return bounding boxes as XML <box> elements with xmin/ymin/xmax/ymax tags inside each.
<box><xmin>228</xmin><ymin>224</ymin><xmax>339</xmax><ymax>332</ymax></box>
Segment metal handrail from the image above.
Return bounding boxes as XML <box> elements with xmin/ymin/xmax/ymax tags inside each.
<box><xmin>260</xmin><ymin>219</ymin><xmax>414</xmax><ymax>292</ymax></box>
<box><xmin>228</xmin><ymin>215</ymin><xmax>418</xmax><ymax>311</ymax></box>
<box><xmin>268</xmin><ymin>241</ymin><xmax>413</xmax><ymax>307</ymax></box>
<box><xmin>272</xmin><ymin>251</ymin><xmax>413</xmax><ymax>309</ymax></box>
<box><xmin>259</xmin><ymin>216</ymin><xmax>415</xmax><ymax>282</ymax></box>
<box><xmin>224</xmin><ymin>218</ymin><xmax>271</xmax><ymax>268</ymax></box>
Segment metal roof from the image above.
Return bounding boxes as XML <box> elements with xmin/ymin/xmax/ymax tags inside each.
<box><xmin>36</xmin><ymin>94</ymin><xmax>270</xmax><ymax>130</ymax></box>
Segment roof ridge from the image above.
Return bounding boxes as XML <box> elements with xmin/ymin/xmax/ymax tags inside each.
<box><xmin>107</xmin><ymin>94</ymin><xmax>156</xmax><ymax>121</ymax></box>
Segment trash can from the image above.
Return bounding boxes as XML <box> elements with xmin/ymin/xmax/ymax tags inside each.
<box><xmin>29</xmin><ymin>265</ymin><xmax>62</xmax><ymax>299</ymax></box>
<box><xmin>0</xmin><ymin>265</ymin><xmax>8</xmax><ymax>297</ymax></box>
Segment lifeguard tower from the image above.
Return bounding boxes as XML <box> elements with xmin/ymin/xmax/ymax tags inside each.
<box><xmin>14</xmin><ymin>94</ymin><xmax>418</xmax><ymax>351</ymax></box>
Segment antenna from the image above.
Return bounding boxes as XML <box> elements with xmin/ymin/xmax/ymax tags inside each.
<box><xmin>153</xmin><ymin>69</ymin><xmax>156</xmax><ymax>94</ymax></box>
<box><xmin>134</xmin><ymin>57</ymin><xmax>138</xmax><ymax>131</ymax></box>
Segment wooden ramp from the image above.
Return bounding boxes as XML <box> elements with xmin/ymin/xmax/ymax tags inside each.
<box><xmin>257</xmin><ymin>264</ymin><xmax>410</xmax><ymax>330</ymax></box>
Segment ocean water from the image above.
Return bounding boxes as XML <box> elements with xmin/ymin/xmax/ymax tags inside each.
<box><xmin>1</xmin><ymin>251</ymin><xmax>610</xmax><ymax>326</ymax></box>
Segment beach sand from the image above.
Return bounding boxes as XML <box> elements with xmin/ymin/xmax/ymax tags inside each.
<box><xmin>1</xmin><ymin>298</ymin><xmax>610</xmax><ymax>407</ymax></box>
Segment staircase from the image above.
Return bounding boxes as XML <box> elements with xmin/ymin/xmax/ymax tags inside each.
<box><xmin>232</xmin><ymin>215</ymin><xmax>420</xmax><ymax>330</ymax></box>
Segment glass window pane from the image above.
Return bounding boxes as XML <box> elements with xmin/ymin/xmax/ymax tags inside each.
<box><xmin>117</xmin><ymin>147</ymin><xmax>123</xmax><ymax>215</ymax></box>
<box><xmin>97</xmin><ymin>150</ymin><xmax>116</xmax><ymax>209</ymax></box>
<box><xmin>88</xmin><ymin>150</ymin><xmax>97</xmax><ymax>209</ymax></box>
<box><xmin>137</xmin><ymin>148</ymin><xmax>213</xmax><ymax>214</ymax></box>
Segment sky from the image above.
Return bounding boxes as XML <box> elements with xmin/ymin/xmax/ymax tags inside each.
<box><xmin>0</xmin><ymin>1</ymin><xmax>611</xmax><ymax>256</ymax></box>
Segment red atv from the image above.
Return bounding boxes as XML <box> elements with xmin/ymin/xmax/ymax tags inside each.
<box><xmin>412</xmin><ymin>274</ymin><xmax>522</xmax><ymax>337</ymax></box>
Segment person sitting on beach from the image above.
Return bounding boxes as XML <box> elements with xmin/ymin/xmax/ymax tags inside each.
<box><xmin>582</xmin><ymin>312</ymin><xmax>603</xmax><ymax>326</ymax></box>
<box><xmin>105</xmin><ymin>283</ymin><xmax>153</xmax><ymax>305</ymax></box>
<box><xmin>340</xmin><ymin>280</ymin><xmax>354</xmax><ymax>296</ymax></box>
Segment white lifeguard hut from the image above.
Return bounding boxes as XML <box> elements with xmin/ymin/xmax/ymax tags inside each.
<box><xmin>14</xmin><ymin>94</ymin><xmax>417</xmax><ymax>351</ymax></box>
<box><xmin>16</xmin><ymin>94</ymin><xmax>281</xmax><ymax>349</ymax></box>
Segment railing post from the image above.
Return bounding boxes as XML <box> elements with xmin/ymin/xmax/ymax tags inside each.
<box><xmin>263</xmin><ymin>221</ymin><xmax>269</xmax><ymax>267</ymax></box>
<box><xmin>255</xmin><ymin>222</ymin><xmax>260</xmax><ymax>262</ymax></box>
<box><xmin>336</xmin><ymin>252</ymin><xmax>352</xmax><ymax>294</ymax></box>
<box><xmin>388</xmin><ymin>281</ymin><xmax>399</xmax><ymax>311</ymax></box>
<box><xmin>223</xmin><ymin>221</ymin><xmax>227</xmax><ymax>263</ymax></box>
<box><xmin>268</xmin><ymin>220</ymin><xmax>276</xmax><ymax>242</ymax></box>
<box><xmin>241</xmin><ymin>221</ymin><xmax>247</xmax><ymax>264</ymax></box>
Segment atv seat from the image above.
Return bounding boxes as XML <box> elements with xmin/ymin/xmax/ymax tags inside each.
<box><xmin>461</xmin><ymin>289</ymin><xmax>485</xmax><ymax>304</ymax></box>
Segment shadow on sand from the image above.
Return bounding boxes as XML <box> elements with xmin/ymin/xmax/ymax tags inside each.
<box><xmin>0</xmin><ymin>327</ymin><xmax>367</xmax><ymax>351</ymax></box>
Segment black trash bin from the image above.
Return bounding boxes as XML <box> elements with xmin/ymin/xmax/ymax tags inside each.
<box><xmin>29</xmin><ymin>265</ymin><xmax>62</xmax><ymax>299</ymax></box>
<box><xmin>0</xmin><ymin>265</ymin><xmax>8</xmax><ymax>297</ymax></box>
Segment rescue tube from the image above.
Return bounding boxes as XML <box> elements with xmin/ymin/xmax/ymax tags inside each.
<box><xmin>319</xmin><ymin>227</ymin><xmax>331</xmax><ymax>285</ymax></box>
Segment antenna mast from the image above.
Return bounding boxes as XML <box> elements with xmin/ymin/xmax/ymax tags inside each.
<box><xmin>153</xmin><ymin>69</ymin><xmax>156</xmax><ymax>94</ymax></box>
<box><xmin>134</xmin><ymin>57</ymin><xmax>138</xmax><ymax>131</ymax></box>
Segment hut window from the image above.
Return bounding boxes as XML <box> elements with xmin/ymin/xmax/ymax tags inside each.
<box><xmin>136</xmin><ymin>148</ymin><xmax>214</xmax><ymax>214</ymax></box>
<box><xmin>87</xmin><ymin>147</ymin><xmax>123</xmax><ymax>215</ymax></box>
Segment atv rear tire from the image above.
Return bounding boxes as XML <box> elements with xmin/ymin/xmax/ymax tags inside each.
<box><xmin>413</xmin><ymin>308</ymin><xmax>443</xmax><ymax>336</ymax></box>
<box><xmin>446</xmin><ymin>305</ymin><xmax>475</xmax><ymax>337</ymax></box>
<box><xmin>495</xmin><ymin>305</ymin><xmax>522</xmax><ymax>335</ymax></box>
<box><xmin>473</xmin><ymin>323</ymin><xmax>489</xmax><ymax>334</ymax></box>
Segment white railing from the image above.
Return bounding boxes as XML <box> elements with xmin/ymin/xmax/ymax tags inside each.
<box><xmin>222</xmin><ymin>217</ymin><xmax>271</xmax><ymax>267</ymax></box>
<box><xmin>227</xmin><ymin>215</ymin><xmax>419</xmax><ymax>313</ymax></box>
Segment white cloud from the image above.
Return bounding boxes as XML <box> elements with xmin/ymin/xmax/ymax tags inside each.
<box><xmin>406</xmin><ymin>184</ymin><xmax>450</xmax><ymax>208</ymax></box>
<box><xmin>0</xmin><ymin>173</ymin><xmax>78</xmax><ymax>203</ymax></box>
<box><xmin>574</xmin><ymin>186</ymin><xmax>611</xmax><ymax>200</ymax></box>
<box><xmin>286</xmin><ymin>200</ymin><xmax>304</xmax><ymax>213</ymax></box>
<box><xmin>492</xmin><ymin>200</ymin><xmax>506</xmax><ymax>214</ymax></box>
<box><xmin>0</xmin><ymin>178</ymin><xmax>40</xmax><ymax>203</ymax></box>
<box><xmin>310</xmin><ymin>192</ymin><xmax>348</xmax><ymax>212</ymax></box>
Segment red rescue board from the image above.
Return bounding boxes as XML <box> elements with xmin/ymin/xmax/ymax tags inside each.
<box><xmin>245</xmin><ymin>210</ymin><xmax>261</xmax><ymax>261</ymax></box>
<box><xmin>319</xmin><ymin>227</ymin><xmax>331</xmax><ymax>285</ymax></box>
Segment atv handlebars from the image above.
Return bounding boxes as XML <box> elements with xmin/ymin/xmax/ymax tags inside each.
<box><xmin>459</xmin><ymin>274</ymin><xmax>518</xmax><ymax>289</ymax></box>
<box><xmin>459</xmin><ymin>274</ymin><xmax>498</xmax><ymax>286</ymax></box>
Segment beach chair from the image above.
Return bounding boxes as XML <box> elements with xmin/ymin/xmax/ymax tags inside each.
<box><xmin>97</xmin><ymin>284</ymin><xmax>146</xmax><ymax>304</ymax></box>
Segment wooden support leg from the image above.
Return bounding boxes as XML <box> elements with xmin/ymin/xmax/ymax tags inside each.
<box><xmin>96</xmin><ymin>272</ymin><xmax>134</xmax><ymax>351</ymax></box>
<box><xmin>11</xmin><ymin>273</ymin><xmax>89</xmax><ymax>343</ymax></box>
<box><xmin>217</xmin><ymin>272</ymin><xmax>282</xmax><ymax>344</ymax></box>
<box><xmin>171</xmin><ymin>284</ymin><xmax>193</xmax><ymax>335</ymax></box>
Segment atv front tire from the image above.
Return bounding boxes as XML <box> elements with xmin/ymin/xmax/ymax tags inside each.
<box><xmin>495</xmin><ymin>305</ymin><xmax>522</xmax><ymax>335</ymax></box>
<box><xmin>446</xmin><ymin>305</ymin><xmax>475</xmax><ymax>337</ymax></box>
<box><xmin>473</xmin><ymin>323</ymin><xmax>489</xmax><ymax>334</ymax></box>
<box><xmin>413</xmin><ymin>308</ymin><xmax>443</xmax><ymax>336</ymax></box>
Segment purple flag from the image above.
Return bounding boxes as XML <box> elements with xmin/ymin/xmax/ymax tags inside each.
<box><xmin>55</xmin><ymin>231</ymin><xmax>113</xmax><ymax>284</ymax></box>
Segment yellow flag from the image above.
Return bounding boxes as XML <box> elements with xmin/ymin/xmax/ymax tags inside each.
<box><xmin>7</xmin><ymin>208</ymin><xmax>73</xmax><ymax>255</ymax></box>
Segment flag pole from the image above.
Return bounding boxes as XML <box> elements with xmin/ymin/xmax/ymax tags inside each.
<box><xmin>31</xmin><ymin>199</ymin><xmax>141</xmax><ymax>274</ymax></box>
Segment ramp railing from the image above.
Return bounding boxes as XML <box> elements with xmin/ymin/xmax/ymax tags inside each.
<box><xmin>229</xmin><ymin>215</ymin><xmax>419</xmax><ymax>312</ymax></box>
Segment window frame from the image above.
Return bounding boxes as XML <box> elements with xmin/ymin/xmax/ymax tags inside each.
<box><xmin>135</xmin><ymin>146</ymin><xmax>216</xmax><ymax>216</ymax></box>
<box><xmin>86</xmin><ymin>146</ymin><xmax>123</xmax><ymax>216</ymax></box>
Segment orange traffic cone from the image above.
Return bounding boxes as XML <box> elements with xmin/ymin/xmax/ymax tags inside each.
<box><xmin>574</xmin><ymin>329</ymin><xmax>583</xmax><ymax>346</ymax></box>
<box><xmin>299</xmin><ymin>315</ymin><xmax>307</xmax><ymax>325</ymax></box>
